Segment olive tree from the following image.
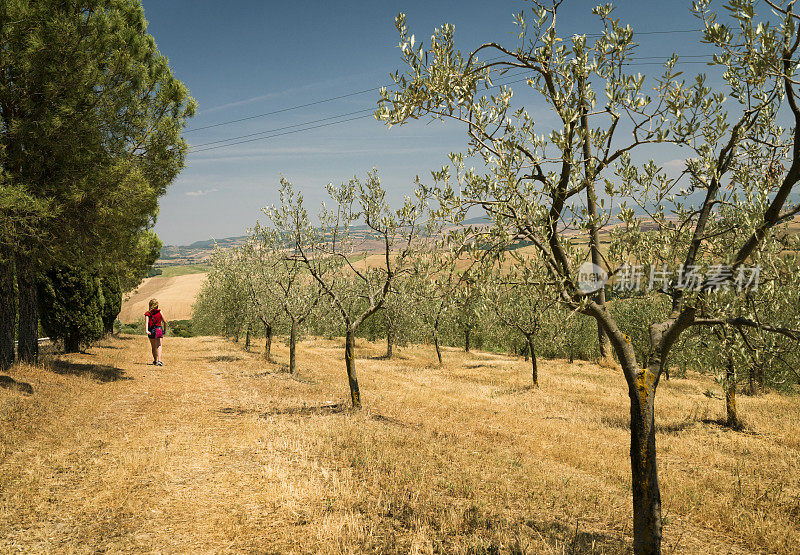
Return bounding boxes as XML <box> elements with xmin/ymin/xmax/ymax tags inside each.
<box><xmin>269</xmin><ymin>172</ymin><xmax>431</xmax><ymax>409</ymax></box>
<box><xmin>412</xmin><ymin>230</ymin><xmax>478</xmax><ymax>364</ymax></box>
<box><xmin>194</xmin><ymin>247</ymin><xmax>252</xmax><ymax>341</ymax></box>
<box><xmin>246</xmin><ymin>223</ymin><xmax>323</xmax><ymax>373</ymax></box>
<box><xmin>377</xmin><ymin>1</ymin><xmax>800</xmax><ymax>551</ymax></box>
<box><xmin>483</xmin><ymin>256</ymin><xmax>558</xmax><ymax>386</ymax></box>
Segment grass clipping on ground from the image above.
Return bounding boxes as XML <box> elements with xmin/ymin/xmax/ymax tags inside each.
<box><xmin>1</xmin><ymin>335</ymin><xmax>798</xmax><ymax>553</ymax></box>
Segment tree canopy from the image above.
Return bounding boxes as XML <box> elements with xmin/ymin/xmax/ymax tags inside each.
<box><xmin>0</xmin><ymin>0</ymin><xmax>195</xmax><ymax>366</ymax></box>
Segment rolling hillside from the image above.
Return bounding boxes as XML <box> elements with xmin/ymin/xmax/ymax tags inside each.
<box><xmin>119</xmin><ymin>272</ymin><xmax>207</xmax><ymax>323</ymax></box>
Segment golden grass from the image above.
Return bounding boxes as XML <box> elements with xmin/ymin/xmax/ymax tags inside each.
<box><xmin>119</xmin><ymin>273</ymin><xmax>207</xmax><ymax>323</ymax></box>
<box><xmin>1</xmin><ymin>335</ymin><xmax>798</xmax><ymax>553</ymax></box>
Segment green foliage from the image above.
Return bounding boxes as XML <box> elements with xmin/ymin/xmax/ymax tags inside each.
<box><xmin>0</xmin><ymin>1</ymin><xmax>194</xmax><ymax>367</ymax></box>
<box><xmin>119</xmin><ymin>320</ymin><xmax>145</xmax><ymax>335</ymax></box>
<box><xmin>37</xmin><ymin>266</ymin><xmax>104</xmax><ymax>352</ymax></box>
<box><xmin>118</xmin><ymin>231</ymin><xmax>163</xmax><ymax>292</ymax></box>
<box><xmin>169</xmin><ymin>319</ymin><xmax>195</xmax><ymax>338</ymax></box>
<box><xmin>607</xmin><ymin>294</ymin><xmax>670</xmax><ymax>367</ymax></box>
<box><xmin>1</xmin><ymin>0</ymin><xmax>195</xmax><ymax>259</ymax></box>
<box><xmin>193</xmin><ymin>247</ymin><xmax>255</xmax><ymax>338</ymax></box>
<box><xmin>158</xmin><ymin>265</ymin><xmax>209</xmax><ymax>278</ymax></box>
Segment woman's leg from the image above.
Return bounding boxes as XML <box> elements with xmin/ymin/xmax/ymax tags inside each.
<box><xmin>149</xmin><ymin>337</ymin><xmax>158</xmax><ymax>363</ymax></box>
<box><xmin>156</xmin><ymin>337</ymin><xmax>163</xmax><ymax>363</ymax></box>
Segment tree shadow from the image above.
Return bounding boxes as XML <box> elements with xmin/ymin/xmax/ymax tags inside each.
<box><xmin>369</xmin><ymin>413</ymin><xmax>414</xmax><ymax>428</ymax></box>
<box><xmin>48</xmin><ymin>360</ymin><xmax>131</xmax><ymax>382</ymax></box>
<box><xmin>525</xmin><ymin>518</ymin><xmax>628</xmax><ymax>554</ymax></box>
<box><xmin>218</xmin><ymin>403</ymin><xmax>348</xmax><ymax>418</ymax></box>
<box><xmin>700</xmin><ymin>417</ymin><xmax>749</xmax><ymax>433</ymax></box>
<box><xmin>365</xmin><ymin>353</ymin><xmax>411</xmax><ymax>361</ymax></box>
<box><xmin>206</xmin><ymin>355</ymin><xmax>242</xmax><ymax>363</ymax></box>
<box><xmin>264</xmin><ymin>402</ymin><xmax>348</xmax><ymax>416</ymax></box>
<box><xmin>600</xmin><ymin>414</ymin><xmax>708</xmax><ymax>435</ymax></box>
<box><xmin>492</xmin><ymin>384</ymin><xmax>538</xmax><ymax>397</ymax></box>
<box><xmin>0</xmin><ymin>375</ymin><xmax>34</xmax><ymax>395</ymax></box>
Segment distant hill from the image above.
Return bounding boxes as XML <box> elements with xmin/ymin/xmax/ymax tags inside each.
<box><xmin>186</xmin><ymin>235</ymin><xmax>248</xmax><ymax>249</ymax></box>
<box><xmin>158</xmin><ymin>235</ymin><xmax>249</xmax><ymax>266</ymax></box>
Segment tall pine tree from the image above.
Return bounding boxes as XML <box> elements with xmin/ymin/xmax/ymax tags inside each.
<box><xmin>0</xmin><ymin>1</ymin><xmax>195</xmax><ymax>368</ymax></box>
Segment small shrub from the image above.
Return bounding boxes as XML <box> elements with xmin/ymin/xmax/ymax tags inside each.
<box><xmin>170</xmin><ymin>319</ymin><xmax>194</xmax><ymax>337</ymax></box>
<box><xmin>119</xmin><ymin>320</ymin><xmax>145</xmax><ymax>335</ymax></box>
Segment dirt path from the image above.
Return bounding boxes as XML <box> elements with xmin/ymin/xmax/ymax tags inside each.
<box><xmin>2</xmin><ymin>335</ymin><xmax>797</xmax><ymax>553</ymax></box>
<box><xmin>0</xmin><ymin>336</ymin><xmax>302</xmax><ymax>552</ymax></box>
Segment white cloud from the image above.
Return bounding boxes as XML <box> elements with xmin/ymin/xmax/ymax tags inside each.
<box><xmin>663</xmin><ymin>159</ymin><xmax>686</xmax><ymax>170</ymax></box>
<box><xmin>185</xmin><ymin>188</ymin><xmax>218</xmax><ymax>197</ymax></box>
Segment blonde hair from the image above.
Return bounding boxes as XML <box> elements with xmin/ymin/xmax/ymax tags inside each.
<box><xmin>149</xmin><ymin>299</ymin><xmax>159</xmax><ymax>311</ymax></box>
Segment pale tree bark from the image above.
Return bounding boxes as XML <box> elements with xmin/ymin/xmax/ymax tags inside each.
<box><xmin>386</xmin><ymin>321</ymin><xmax>394</xmax><ymax>359</ymax></box>
<box><xmin>344</xmin><ymin>329</ymin><xmax>361</xmax><ymax>409</ymax></box>
<box><xmin>433</xmin><ymin>328</ymin><xmax>442</xmax><ymax>365</ymax></box>
<box><xmin>725</xmin><ymin>357</ymin><xmax>740</xmax><ymax>428</ymax></box>
<box><xmin>262</xmin><ymin>321</ymin><xmax>272</xmax><ymax>361</ymax></box>
<box><xmin>578</xmin><ymin>74</ymin><xmax>614</xmax><ymax>363</ymax></box>
<box><xmin>289</xmin><ymin>317</ymin><xmax>297</xmax><ymax>375</ymax></box>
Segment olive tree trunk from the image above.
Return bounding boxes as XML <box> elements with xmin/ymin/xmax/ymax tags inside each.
<box><xmin>433</xmin><ymin>324</ymin><xmax>443</xmax><ymax>365</ymax></box>
<box><xmin>600</xmin><ymin>313</ymin><xmax>666</xmax><ymax>555</ymax></box>
<box><xmin>344</xmin><ymin>328</ymin><xmax>361</xmax><ymax>409</ymax></box>
<box><xmin>245</xmin><ymin>324</ymin><xmax>251</xmax><ymax>351</ymax></box>
<box><xmin>629</xmin><ymin>362</ymin><xmax>662</xmax><ymax>554</ymax></box>
<box><xmin>526</xmin><ymin>334</ymin><xmax>538</xmax><ymax>387</ymax></box>
<box><xmin>464</xmin><ymin>327</ymin><xmax>471</xmax><ymax>353</ymax></box>
<box><xmin>386</xmin><ymin>323</ymin><xmax>394</xmax><ymax>359</ymax></box>
<box><xmin>725</xmin><ymin>357</ymin><xmax>740</xmax><ymax>428</ymax></box>
<box><xmin>289</xmin><ymin>317</ymin><xmax>297</xmax><ymax>375</ymax></box>
<box><xmin>263</xmin><ymin>321</ymin><xmax>272</xmax><ymax>361</ymax></box>
<box><xmin>0</xmin><ymin>256</ymin><xmax>15</xmax><ymax>372</ymax></box>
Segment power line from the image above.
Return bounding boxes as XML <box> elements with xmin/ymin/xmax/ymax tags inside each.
<box><xmin>189</xmin><ymin>109</ymin><xmax>375</xmax><ymax>149</ymax></box>
<box><xmin>190</xmin><ymin>114</ymin><xmax>375</xmax><ymax>154</ymax></box>
<box><xmin>584</xmin><ymin>29</ymin><xmax>702</xmax><ymax>38</ymax></box>
<box><xmin>185</xmin><ymin>29</ymin><xmax>708</xmax><ymax>134</ymax></box>
<box><xmin>188</xmin><ymin>69</ymin><xmax>535</xmax><ymax>153</ymax></box>
<box><xmin>184</xmin><ymin>88</ymin><xmax>378</xmax><ymax>133</ymax></box>
<box><xmin>188</xmin><ymin>56</ymin><xmax>720</xmax><ymax>155</ymax></box>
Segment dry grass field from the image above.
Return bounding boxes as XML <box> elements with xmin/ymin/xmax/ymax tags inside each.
<box><xmin>1</xmin><ymin>335</ymin><xmax>798</xmax><ymax>553</ymax></box>
<box><xmin>119</xmin><ymin>273</ymin><xmax>207</xmax><ymax>323</ymax></box>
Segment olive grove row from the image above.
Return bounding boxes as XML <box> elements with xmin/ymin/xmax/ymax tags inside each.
<box><xmin>196</xmin><ymin>1</ymin><xmax>800</xmax><ymax>552</ymax></box>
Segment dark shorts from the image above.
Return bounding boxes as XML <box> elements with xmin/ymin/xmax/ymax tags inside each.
<box><xmin>148</xmin><ymin>326</ymin><xmax>163</xmax><ymax>339</ymax></box>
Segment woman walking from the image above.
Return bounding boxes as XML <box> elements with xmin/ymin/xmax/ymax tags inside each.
<box><xmin>145</xmin><ymin>299</ymin><xmax>167</xmax><ymax>366</ymax></box>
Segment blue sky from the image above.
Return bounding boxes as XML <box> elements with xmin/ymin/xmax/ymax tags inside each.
<box><xmin>141</xmin><ymin>1</ymin><xmax>715</xmax><ymax>245</ymax></box>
